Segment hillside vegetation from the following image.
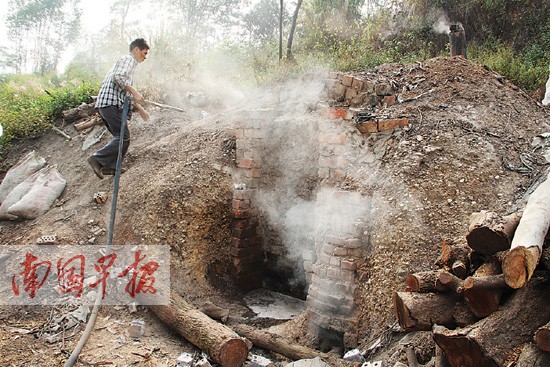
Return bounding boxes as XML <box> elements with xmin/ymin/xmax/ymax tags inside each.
<box><xmin>0</xmin><ymin>0</ymin><xmax>548</xmax><ymax>158</ymax></box>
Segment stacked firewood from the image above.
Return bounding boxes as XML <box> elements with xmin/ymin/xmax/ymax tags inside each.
<box><xmin>393</xmin><ymin>174</ymin><xmax>550</xmax><ymax>367</ymax></box>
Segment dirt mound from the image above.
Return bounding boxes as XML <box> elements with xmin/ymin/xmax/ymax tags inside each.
<box><xmin>0</xmin><ymin>56</ymin><xmax>549</xmax><ymax>366</ymax></box>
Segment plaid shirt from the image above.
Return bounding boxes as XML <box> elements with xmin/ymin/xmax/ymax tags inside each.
<box><xmin>95</xmin><ymin>54</ymin><xmax>138</xmax><ymax>108</ymax></box>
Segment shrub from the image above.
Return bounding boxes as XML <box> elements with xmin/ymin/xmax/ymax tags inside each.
<box><xmin>0</xmin><ymin>75</ymin><xmax>97</xmax><ymax>157</ymax></box>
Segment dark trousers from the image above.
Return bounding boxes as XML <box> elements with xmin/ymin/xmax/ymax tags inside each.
<box><xmin>94</xmin><ymin>105</ymin><xmax>131</xmax><ymax>170</ymax></box>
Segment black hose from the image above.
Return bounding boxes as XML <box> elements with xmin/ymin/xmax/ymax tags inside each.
<box><xmin>64</xmin><ymin>97</ymin><xmax>130</xmax><ymax>367</ymax></box>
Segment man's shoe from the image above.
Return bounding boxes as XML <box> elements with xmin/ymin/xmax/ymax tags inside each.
<box><xmin>101</xmin><ymin>167</ymin><xmax>127</xmax><ymax>176</ymax></box>
<box><xmin>87</xmin><ymin>156</ymin><xmax>104</xmax><ymax>179</ymax></box>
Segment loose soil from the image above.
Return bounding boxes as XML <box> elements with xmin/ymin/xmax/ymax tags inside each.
<box><xmin>0</xmin><ymin>56</ymin><xmax>549</xmax><ymax>367</ymax></box>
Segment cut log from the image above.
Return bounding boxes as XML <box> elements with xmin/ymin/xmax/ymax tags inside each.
<box><xmin>452</xmin><ymin>301</ymin><xmax>478</xmax><ymax>327</ymax></box>
<box><xmin>535</xmin><ymin>320</ymin><xmax>550</xmax><ymax>352</ymax></box>
<box><xmin>437</xmin><ymin>270</ymin><xmax>464</xmax><ymax>293</ymax></box>
<box><xmin>149</xmin><ymin>292</ymin><xmax>249</xmax><ymax>367</ymax></box>
<box><xmin>466</xmin><ymin>211</ymin><xmax>522</xmax><ymax>254</ymax></box>
<box><xmin>199</xmin><ymin>301</ymin><xmax>230</xmax><ymax>323</ymax></box>
<box><xmin>62</xmin><ymin>102</ymin><xmax>97</xmax><ymax>124</ymax></box>
<box><xmin>232</xmin><ymin>324</ymin><xmax>329</xmax><ymax>361</ymax></box>
<box><xmin>516</xmin><ymin>343</ymin><xmax>550</xmax><ymax>367</ymax></box>
<box><xmin>393</xmin><ymin>292</ymin><xmax>458</xmax><ymax>331</ymax></box>
<box><xmin>74</xmin><ymin>116</ymin><xmax>103</xmax><ymax>132</ymax></box>
<box><xmin>503</xmin><ymin>174</ymin><xmax>550</xmax><ymax>288</ymax></box>
<box><xmin>433</xmin><ymin>277</ymin><xmax>550</xmax><ymax>367</ymax></box>
<box><xmin>462</xmin><ymin>260</ymin><xmax>503</xmax><ymax>318</ymax></box>
<box><xmin>435</xmin><ymin>237</ymin><xmax>471</xmax><ymax>277</ymax></box>
<box><xmin>405</xmin><ymin>270</ymin><xmax>446</xmax><ymax>293</ymax></box>
<box><xmin>463</xmin><ymin>274</ymin><xmax>507</xmax><ymax>291</ymax></box>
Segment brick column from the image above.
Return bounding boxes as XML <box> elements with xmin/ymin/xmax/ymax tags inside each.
<box><xmin>231</xmin><ymin>188</ymin><xmax>262</xmax><ymax>290</ymax></box>
<box><xmin>230</xmin><ymin>117</ymin><xmax>266</xmax><ymax>291</ymax></box>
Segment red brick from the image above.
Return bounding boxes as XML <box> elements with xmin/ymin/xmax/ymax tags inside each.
<box><xmin>351</xmin><ymin>77</ymin><xmax>364</xmax><ymax>92</ymax></box>
<box><xmin>345</xmin><ymin>88</ymin><xmax>357</xmax><ymax>101</ymax></box>
<box><xmin>378</xmin><ymin>118</ymin><xmax>409</xmax><ymax>132</ymax></box>
<box><xmin>232</xmin><ymin>235</ymin><xmax>260</xmax><ymax>248</ymax></box>
<box><xmin>319</xmin><ymin>132</ymin><xmax>347</xmax><ymax>145</ymax></box>
<box><xmin>325</xmin><ymin>108</ymin><xmax>347</xmax><ymax>120</ymax></box>
<box><xmin>341</xmin><ymin>259</ymin><xmax>357</xmax><ymax>271</ymax></box>
<box><xmin>232</xmin><ymin>226</ymin><xmax>257</xmax><ymax>238</ymax></box>
<box><xmin>232</xmin><ymin>199</ymin><xmax>250</xmax><ymax>210</ymax></box>
<box><xmin>238</xmin><ymin>158</ymin><xmax>260</xmax><ymax>169</ymax></box>
<box><xmin>342</xmin><ymin>75</ymin><xmax>353</xmax><ymax>87</ymax></box>
<box><xmin>233</xmin><ymin>189</ymin><xmax>255</xmax><ymax>200</ymax></box>
<box><xmin>233</xmin><ymin>218</ymin><xmax>258</xmax><ymax>229</ymax></box>
<box><xmin>232</xmin><ymin>208</ymin><xmax>258</xmax><ymax>219</ymax></box>
<box><xmin>332</xmin><ymin>169</ymin><xmax>346</xmax><ymax>180</ymax></box>
<box><xmin>356</xmin><ymin>121</ymin><xmax>378</xmax><ymax>135</ymax></box>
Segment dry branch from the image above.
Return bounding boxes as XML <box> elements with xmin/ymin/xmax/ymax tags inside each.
<box><xmin>63</xmin><ymin>102</ymin><xmax>97</xmax><ymax>124</ymax></box>
<box><xmin>462</xmin><ymin>260</ymin><xmax>503</xmax><ymax>318</ymax></box>
<box><xmin>405</xmin><ymin>270</ymin><xmax>446</xmax><ymax>293</ymax></box>
<box><xmin>503</xmin><ymin>174</ymin><xmax>550</xmax><ymax>288</ymax></box>
<box><xmin>232</xmin><ymin>324</ymin><xmax>330</xmax><ymax>361</ymax></box>
<box><xmin>437</xmin><ymin>270</ymin><xmax>464</xmax><ymax>293</ymax></box>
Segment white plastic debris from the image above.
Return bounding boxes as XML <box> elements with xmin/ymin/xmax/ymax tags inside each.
<box><xmin>343</xmin><ymin>348</ymin><xmax>365</xmax><ymax>362</ymax></box>
<box><xmin>361</xmin><ymin>361</ymin><xmax>382</xmax><ymax>367</ymax></box>
<box><xmin>249</xmin><ymin>354</ymin><xmax>274</xmax><ymax>367</ymax></box>
<box><xmin>542</xmin><ymin>73</ymin><xmax>550</xmax><ymax>106</ymax></box>
<box><xmin>176</xmin><ymin>353</ymin><xmax>194</xmax><ymax>367</ymax></box>
<box><xmin>285</xmin><ymin>357</ymin><xmax>328</xmax><ymax>367</ymax></box>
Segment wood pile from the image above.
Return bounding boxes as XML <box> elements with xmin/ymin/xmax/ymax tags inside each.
<box><xmin>393</xmin><ymin>174</ymin><xmax>550</xmax><ymax>367</ymax></box>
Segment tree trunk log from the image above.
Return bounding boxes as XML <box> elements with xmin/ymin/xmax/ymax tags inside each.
<box><xmin>232</xmin><ymin>324</ymin><xmax>329</xmax><ymax>361</ymax></box>
<box><xmin>466</xmin><ymin>211</ymin><xmax>522</xmax><ymax>254</ymax></box>
<box><xmin>516</xmin><ymin>343</ymin><xmax>550</xmax><ymax>367</ymax></box>
<box><xmin>535</xmin><ymin>321</ymin><xmax>550</xmax><ymax>352</ymax></box>
<box><xmin>435</xmin><ymin>237</ymin><xmax>471</xmax><ymax>277</ymax></box>
<box><xmin>393</xmin><ymin>292</ymin><xmax>458</xmax><ymax>331</ymax></box>
<box><xmin>149</xmin><ymin>292</ymin><xmax>249</xmax><ymax>367</ymax></box>
<box><xmin>503</xmin><ymin>174</ymin><xmax>550</xmax><ymax>288</ymax></box>
<box><xmin>405</xmin><ymin>270</ymin><xmax>446</xmax><ymax>293</ymax></box>
<box><xmin>437</xmin><ymin>270</ymin><xmax>464</xmax><ymax>293</ymax></box>
<box><xmin>463</xmin><ymin>260</ymin><xmax>503</xmax><ymax>318</ymax></box>
<box><xmin>74</xmin><ymin>116</ymin><xmax>103</xmax><ymax>132</ymax></box>
<box><xmin>433</xmin><ymin>278</ymin><xmax>550</xmax><ymax>367</ymax></box>
<box><xmin>62</xmin><ymin>102</ymin><xmax>97</xmax><ymax>124</ymax></box>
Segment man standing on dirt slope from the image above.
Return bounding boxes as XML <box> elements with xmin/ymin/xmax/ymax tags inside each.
<box><xmin>87</xmin><ymin>38</ymin><xmax>151</xmax><ymax>180</ymax></box>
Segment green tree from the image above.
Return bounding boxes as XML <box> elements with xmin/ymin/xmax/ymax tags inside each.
<box><xmin>243</xmin><ymin>0</ymin><xmax>286</xmax><ymax>45</ymax></box>
<box><xmin>168</xmin><ymin>0</ymin><xmax>241</xmax><ymax>53</ymax></box>
<box><xmin>5</xmin><ymin>0</ymin><xmax>81</xmax><ymax>75</ymax></box>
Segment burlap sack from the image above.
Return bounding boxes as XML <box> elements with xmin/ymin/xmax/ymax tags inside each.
<box><xmin>0</xmin><ymin>168</ymin><xmax>44</xmax><ymax>220</ymax></box>
<box><xmin>0</xmin><ymin>151</ymin><xmax>46</xmax><ymax>203</ymax></box>
<box><xmin>7</xmin><ymin>167</ymin><xmax>66</xmax><ymax>219</ymax></box>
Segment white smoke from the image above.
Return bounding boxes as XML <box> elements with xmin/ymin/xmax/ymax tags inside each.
<box><xmin>433</xmin><ymin>11</ymin><xmax>452</xmax><ymax>34</ymax></box>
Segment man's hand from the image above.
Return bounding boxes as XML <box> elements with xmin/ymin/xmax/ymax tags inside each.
<box><xmin>124</xmin><ymin>85</ymin><xmax>145</xmax><ymax>104</ymax></box>
<box><xmin>134</xmin><ymin>103</ymin><xmax>150</xmax><ymax>122</ymax></box>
